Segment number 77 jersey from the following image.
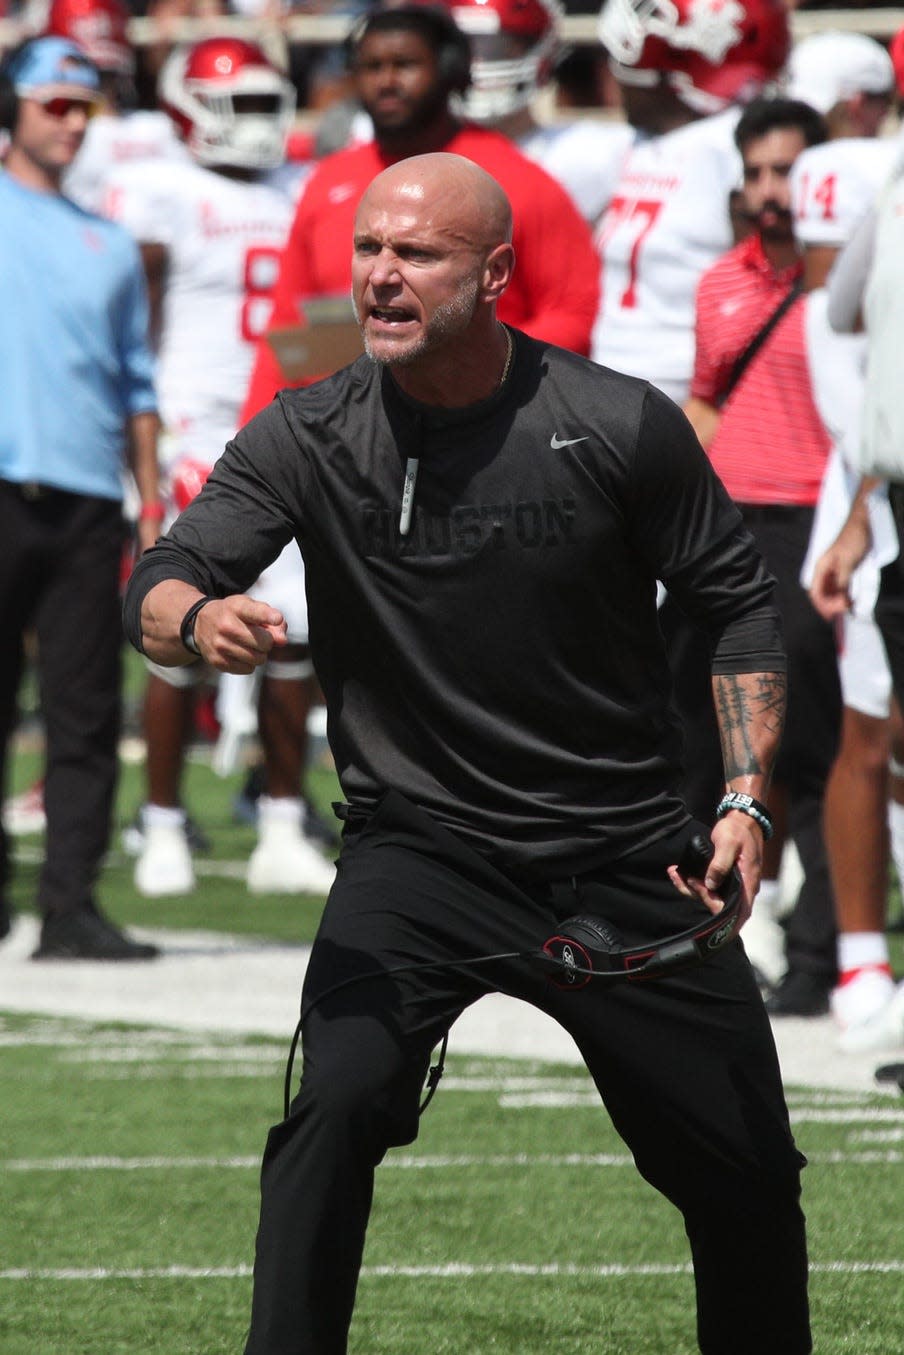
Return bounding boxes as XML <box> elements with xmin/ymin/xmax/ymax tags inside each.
<box><xmin>590</xmin><ymin>108</ymin><xmax>741</xmax><ymax>406</ymax></box>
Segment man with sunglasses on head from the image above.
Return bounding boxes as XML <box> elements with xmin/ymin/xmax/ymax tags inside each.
<box><xmin>0</xmin><ymin>36</ymin><xmax>160</xmax><ymax>959</ymax></box>
<box><xmin>46</xmin><ymin>0</ymin><xmax>188</xmax><ymax>215</ymax></box>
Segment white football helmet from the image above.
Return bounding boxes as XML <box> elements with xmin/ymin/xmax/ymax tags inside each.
<box><xmin>159</xmin><ymin>36</ymin><xmax>296</xmax><ymax>171</ymax></box>
<box><xmin>598</xmin><ymin>0</ymin><xmax>790</xmax><ymax>115</ymax></box>
<box><xmin>452</xmin><ymin>0</ymin><xmax>562</xmax><ymax>123</ymax></box>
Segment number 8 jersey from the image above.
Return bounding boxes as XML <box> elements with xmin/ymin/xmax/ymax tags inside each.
<box><xmin>104</xmin><ymin>156</ymin><xmax>294</xmax><ymax>469</ymax></box>
<box><xmin>590</xmin><ymin>108</ymin><xmax>741</xmax><ymax>406</ymax></box>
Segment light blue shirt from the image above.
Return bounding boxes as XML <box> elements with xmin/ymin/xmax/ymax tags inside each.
<box><xmin>0</xmin><ymin>173</ymin><xmax>157</xmax><ymax>501</ymax></box>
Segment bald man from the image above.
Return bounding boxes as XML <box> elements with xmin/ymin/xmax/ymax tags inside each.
<box><xmin>124</xmin><ymin>155</ymin><xmax>810</xmax><ymax>1355</ymax></box>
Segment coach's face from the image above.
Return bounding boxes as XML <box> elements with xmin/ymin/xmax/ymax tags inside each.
<box><xmin>351</xmin><ymin>177</ymin><xmax>486</xmax><ymax>368</ymax></box>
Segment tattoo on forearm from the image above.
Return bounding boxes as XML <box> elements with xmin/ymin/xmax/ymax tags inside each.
<box><xmin>714</xmin><ymin>671</ymin><xmax>787</xmax><ymax>783</ymax></box>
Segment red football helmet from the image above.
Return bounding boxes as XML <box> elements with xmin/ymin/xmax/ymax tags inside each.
<box><xmin>45</xmin><ymin>0</ymin><xmax>133</xmax><ymax>77</ymax></box>
<box><xmin>598</xmin><ymin>0</ymin><xmax>790</xmax><ymax>115</ymax></box>
<box><xmin>159</xmin><ymin>37</ymin><xmax>296</xmax><ymax>171</ymax></box>
<box><xmin>451</xmin><ymin>0</ymin><xmax>562</xmax><ymax>121</ymax></box>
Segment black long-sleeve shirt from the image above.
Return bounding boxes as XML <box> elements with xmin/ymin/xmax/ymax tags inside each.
<box><xmin>124</xmin><ymin>329</ymin><xmax>784</xmax><ymax>876</ymax></box>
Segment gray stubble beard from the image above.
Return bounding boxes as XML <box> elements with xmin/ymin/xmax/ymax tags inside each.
<box><xmin>354</xmin><ymin>275</ymin><xmax>481</xmax><ymax>370</ymax></box>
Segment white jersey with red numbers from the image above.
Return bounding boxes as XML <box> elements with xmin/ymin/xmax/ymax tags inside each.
<box><xmin>105</xmin><ymin>156</ymin><xmax>294</xmax><ymax>467</ymax></box>
<box><xmin>790</xmin><ymin>137</ymin><xmax>897</xmax><ymax>249</ymax></box>
<box><xmin>795</xmin><ymin>137</ymin><xmax>899</xmax><ymax>632</ymax></box>
<box><xmin>64</xmin><ymin>110</ymin><xmax>189</xmax><ymax>214</ymax></box>
<box><xmin>591</xmin><ymin>109</ymin><xmax>740</xmax><ymax>404</ymax></box>
<box><xmin>519</xmin><ymin>117</ymin><xmax>633</xmax><ymax>224</ymax></box>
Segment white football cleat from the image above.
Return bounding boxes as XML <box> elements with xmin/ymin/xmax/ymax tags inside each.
<box><xmin>134</xmin><ymin>820</ymin><xmax>196</xmax><ymax>897</ymax></box>
<box><xmin>2</xmin><ymin>781</ymin><xmax>47</xmax><ymax>836</ymax></box>
<box><xmin>247</xmin><ymin>797</ymin><xmax>336</xmax><ymax>895</ymax></box>
<box><xmin>833</xmin><ymin>970</ymin><xmax>904</xmax><ymax>1054</ymax></box>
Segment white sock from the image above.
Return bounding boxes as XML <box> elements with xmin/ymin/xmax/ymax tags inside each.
<box><xmin>837</xmin><ymin>931</ymin><xmax>890</xmax><ymax>975</ymax></box>
<box><xmin>258</xmin><ymin>795</ymin><xmax>303</xmax><ymax>825</ymax></box>
<box><xmin>144</xmin><ymin>804</ymin><xmax>186</xmax><ymax>829</ymax></box>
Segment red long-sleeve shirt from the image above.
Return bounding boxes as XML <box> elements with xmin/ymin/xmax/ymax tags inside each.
<box><xmin>241</xmin><ymin>125</ymin><xmax>600</xmax><ymax>424</ymax></box>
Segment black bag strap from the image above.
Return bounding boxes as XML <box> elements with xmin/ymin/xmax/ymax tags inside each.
<box><xmin>718</xmin><ymin>279</ymin><xmax>804</xmax><ymax>407</ymax></box>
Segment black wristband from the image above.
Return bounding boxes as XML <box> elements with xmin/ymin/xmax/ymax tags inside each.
<box><xmin>179</xmin><ymin>596</ymin><xmax>214</xmax><ymax>656</ymax></box>
<box><xmin>715</xmin><ymin>791</ymin><xmax>774</xmax><ymax>840</ymax></box>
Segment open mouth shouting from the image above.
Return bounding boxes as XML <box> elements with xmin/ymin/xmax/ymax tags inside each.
<box><xmin>367</xmin><ymin>304</ymin><xmax>418</xmax><ymax>332</ymax></box>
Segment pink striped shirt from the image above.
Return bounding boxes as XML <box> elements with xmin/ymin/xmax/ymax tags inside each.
<box><xmin>691</xmin><ymin>235</ymin><xmax>830</xmax><ymax>506</ymax></box>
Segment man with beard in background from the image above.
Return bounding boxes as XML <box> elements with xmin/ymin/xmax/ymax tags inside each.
<box><xmin>679</xmin><ymin>97</ymin><xmax>843</xmax><ymax>1018</ymax></box>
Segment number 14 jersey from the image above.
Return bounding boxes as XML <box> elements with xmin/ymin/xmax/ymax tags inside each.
<box><xmin>590</xmin><ymin>109</ymin><xmax>741</xmax><ymax>405</ymax></box>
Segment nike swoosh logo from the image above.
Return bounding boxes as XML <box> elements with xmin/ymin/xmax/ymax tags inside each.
<box><xmin>551</xmin><ymin>433</ymin><xmax>590</xmax><ymax>449</ymax></box>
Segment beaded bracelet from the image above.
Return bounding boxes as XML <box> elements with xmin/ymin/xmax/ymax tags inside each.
<box><xmin>715</xmin><ymin>791</ymin><xmax>774</xmax><ymax>840</ymax></box>
<box><xmin>179</xmin><ymin>596</ymin><xmax>214</xmax><ymax>656</ymax></box>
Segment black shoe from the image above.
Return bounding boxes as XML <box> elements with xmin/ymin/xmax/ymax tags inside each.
<box><xmin>876</xmin><ymin>1063</ymin><xmax>904</xmax><ymax>1093</ymax></box>
<box><xmin>764</xmin><ymin>970</ymin><xmax>831</xmax><ymax>1018</ymax></box>
<box><xmin>32</xmin><ymin>907</ymin><xmax>159</xmax><ymax>961</ymax></box>
<box><xmin>0</xmin><ymin>897</ymin><xmax>11</xmax><ymax>941</ymax></box>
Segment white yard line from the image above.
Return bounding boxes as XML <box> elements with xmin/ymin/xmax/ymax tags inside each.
<box><xmin>1</xmin><ymin>1260</ymin><xmax>903</xmax><ymax>1282</ymax></box>
<box><xmin>5</xmin><ymin>1155</ymin><xmax>262</xmax><ymax>1171</ymax></box>
<box><xmin>4</xmin><ymin>1148</ymin><xmax>904</xmax><ymax>1172</ymax></box>
<box><xmin>1</xmin><ymin>915</ymin><xmax>902</xmax><ymax>1093</ymax></box>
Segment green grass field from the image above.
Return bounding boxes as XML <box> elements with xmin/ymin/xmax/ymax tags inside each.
<box><xmin>2</xmin><ymin>1012</ymin><xmax>904</xmax><ymax>1355</ymax></box>
<box><xmin>3</xmin><ymin>689</ymin><xmax>904</xmax><ymax>1354</ymax></box>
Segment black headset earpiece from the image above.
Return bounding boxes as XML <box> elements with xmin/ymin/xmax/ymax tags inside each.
<box><xmin>542</xmin><ymin>834</ymin><xmax>744</xmax><ymax>988</ymax></box>
<box><xmin>0</xmin><ymin>37</ymin><xmax>36</xmax><ymax>133</ymax></box>
<box><xmin>0</xmin><ymin>71</ymin><xmax>16</xmax><ymax>134</ymax></box>
<box><xmin>434</xmin><ymin>17</ymin><xmax>471</xmax><ymax>95</ymax></box>
<box><xmin>542</xmin><ymin>915</ymin><xmax>625</xmax><ymax>990</ymax></box>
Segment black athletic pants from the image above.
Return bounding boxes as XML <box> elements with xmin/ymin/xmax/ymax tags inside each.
<box><xmin>661</xmin><ymin>504</ymin><xmax>842</xmax><ymax>982</ymax></box>
<box><xmin>244</xmin><ymin>792</ymin><xmax>810</xmax><ymax>1355</ymax></box>
<box><xmin>876</xmin><ymin>485</ymin><xmax>904</xmax><ymax>714</ymax></box>
<box><xmin>0</xmin><ymin>479</ymin><xmax>123</xmax><ymax>919</ymax></box>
